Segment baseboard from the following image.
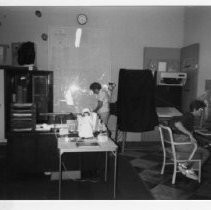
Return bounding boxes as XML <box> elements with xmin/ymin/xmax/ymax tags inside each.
<box><xmin>126</xmin><ymin>141</ymin><xmax>161</xmax><ymax>146</ymax></box>
<box><xmin>121</xmin><ymin>141</ymin><xmax>161</xmax><ymax>152</ymax></box>
<box><xmin>50</xmin><ymin>170</ymin><xmax>81</xmax><ymax>181</ymax></box>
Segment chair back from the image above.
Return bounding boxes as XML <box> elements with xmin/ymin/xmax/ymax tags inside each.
<box><xmin>159</xmin><ymin>124</ymin><xmax>177</xmax><ymax>161</ymax></box>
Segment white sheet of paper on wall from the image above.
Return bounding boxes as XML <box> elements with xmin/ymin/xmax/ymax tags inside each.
<box><xmin>0</xmin><ymin>47</ymin><xmax>3</xmax><ymax>56</ymax></box>
<box><xmin>158</xmin><ymin>62</ymin><xmax>167</xmax><ymax>72</ymax></box>
<box><xmin>0</xmin><ymin>47</ymin><xmax>4</xmax><ymax>64</ymax></box>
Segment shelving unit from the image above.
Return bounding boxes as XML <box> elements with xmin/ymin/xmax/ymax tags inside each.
<box><xmin>1</xmin><ymin>66</ymin><xmax>53</xmax><ymax>133</ymax></box>
<box><xmin>10</xmin><ymin>103</ymin><xmax>36</xmax><ymax>132</ymax></box>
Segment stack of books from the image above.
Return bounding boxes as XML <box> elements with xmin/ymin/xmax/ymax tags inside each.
<box><xmin>10</xmin><ymin>103</ymin><xmax>36</xmax><ymax>132</ymax></box>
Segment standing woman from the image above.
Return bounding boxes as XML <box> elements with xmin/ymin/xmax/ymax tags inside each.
<box><xmin>89</xmin><ymin>82</ymin><xmax>110</xmax><ymax>126</ymax></box>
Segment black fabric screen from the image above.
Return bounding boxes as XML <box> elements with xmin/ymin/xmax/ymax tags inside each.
<box><xmin>117</xmin><ymin>69</ymin><xmax>158</xmax><ymax>132</ymax></box>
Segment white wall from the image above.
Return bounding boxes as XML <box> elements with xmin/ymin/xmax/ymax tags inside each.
<box><xmin>184</xmin><ymin>7</ymin><xmax>211</xmax><ymax>96</ymax></box>
<box><xmin>0</xmin><ymin>6</ymin><xmax>185</xmax><ymax>141</ymax></box>
<box><xmin>0</xmin><ymin>6</ymin><xmax>185</xmax><ymax>84</ymax></box>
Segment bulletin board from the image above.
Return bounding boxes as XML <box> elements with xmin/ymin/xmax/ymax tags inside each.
<box><xmin>48</xmin><ymin>26</ymin><xmax>111</xmax><ymax>113</ymax></box>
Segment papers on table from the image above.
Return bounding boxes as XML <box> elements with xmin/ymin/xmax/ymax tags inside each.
<box><xmin>76</xmin><ymin>141</ymin><xmax>99</xmax><ymax>147</ymax></box>
<box><xmin>35</xmin><ymin>124</ymin><xmax>53</xmax><ymax>131</ymax></box>
<box><xmin>157</xmin><ymin>107</ymin><xmax>182</xmax><ymax>118</ymax></box>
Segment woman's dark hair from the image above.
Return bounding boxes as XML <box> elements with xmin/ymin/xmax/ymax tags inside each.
<box><xmin>89</xmin><ymin>82</ymin><xmax>101</xmax><ymax>91</ymax></box>
<box><xmin>189</xmin><ymin>99</ymin><xmax>206</xmax><ymax>112</ymax></box>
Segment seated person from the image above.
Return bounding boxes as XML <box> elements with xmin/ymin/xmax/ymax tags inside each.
<box><xmin>197</xmin><ymin>89</ymin><xmax>211</xmax><ymax>127</ymax></box>
<box><xmin>169</xmin><ymin>99</ymin><xmax>210</xmax><ymax>180</ymax></box>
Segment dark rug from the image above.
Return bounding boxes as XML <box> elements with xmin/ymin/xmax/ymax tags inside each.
<box><xmin>0</xmin><ymin>152</ymin><xmax>153</xmax><ymax>200</ymax></box>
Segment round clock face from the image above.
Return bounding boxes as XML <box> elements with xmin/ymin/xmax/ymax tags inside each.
<box><xmin>77</xmin><ymin>14</ymin><xmax>87</xmax><ymax>25</ymax></box>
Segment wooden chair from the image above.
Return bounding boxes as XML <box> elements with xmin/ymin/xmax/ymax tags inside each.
<box><xmin>158</xmin><ymin>124</ymin><xmax>201</xmax><ymax>184</ymax></box>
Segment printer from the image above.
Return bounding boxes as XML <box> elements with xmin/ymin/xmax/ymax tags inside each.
<box><xmin>157</xmin><ymin>72</ymin><xmax>187</xmax><ymax>86</ymax></box>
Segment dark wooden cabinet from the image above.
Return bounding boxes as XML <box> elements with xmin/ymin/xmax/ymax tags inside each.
<box><xmin>1</xmin><ymin>67</ymin><xmax>56</xmax><ymax>174</ymax></box>
<box><xmin>2</xmin><ymin>66</ymin><xmax>53</xmax><ymax>132</ymax></box>
<box><xmin>6</xmin><ymin>132</ymin><xmax>96</xmax><ymax>174</ymax></box>
<box><xmin>7</xmin><ymin>132</ymin><xmax>59</xmax><ymax>174</ymax></box>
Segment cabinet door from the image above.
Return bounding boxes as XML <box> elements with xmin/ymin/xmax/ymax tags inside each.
<box><xmin>7</xmin><ymin>133</ymin><xmax>37</xmax><ymax>174</ymax></box>
<box><xmin>4</xmin><ymin>68</ymin><xmax>31</xmax><ymax>133</ymax></box>
<box><xmin>36</xmin><ymin>134</ymin><xmax>58</xmax><ymax>171</ymax></box>
<box><xmin>32</xmin><ymin>72</ymin><xmax>53</xmax><ymax>123</ymax></box>
<box><xmin>0</xmin><ymin>70</ymin><xmax>5</xmax><ymax>141</ymax></box>
<box><xmin>181</xmin><ymin>43</ymin><xmax>199</xmax><ymax>112</ymax></box>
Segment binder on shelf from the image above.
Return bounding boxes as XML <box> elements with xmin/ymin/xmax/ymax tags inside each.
<box><xmin>10</xmin><ymin>103</ymin><xmax>36</xmax><ymax>132</ymax></box>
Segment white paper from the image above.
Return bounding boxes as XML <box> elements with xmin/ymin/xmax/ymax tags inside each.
<box><xmin>0</xmin><ymin>47</ymin><xmax>3</xmax><ymax>56</ymax></box>
<box><xmin>158</xmin><ymin>62</ymin><xmax>167</xmax><ymax>72</ymax></box>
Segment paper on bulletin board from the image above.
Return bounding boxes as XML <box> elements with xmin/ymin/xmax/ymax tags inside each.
<box><xmin>158</xmin><ymin>62</ymin><xmax>167</xmax><ymax>72</ymax></box>
<box><xmin>0</xmin><ymin>47</ymin><xmax>3</xmax><ymax>56</ymax></box>
<box><xmin>48</xmin><ymin>26</ymin><xmax>111</xmax><ymax>113</ymax></box>
<box><xmin>0</xmin><ymin>46</ymin><xmax>4</xmax><ymax>64</ymax></box>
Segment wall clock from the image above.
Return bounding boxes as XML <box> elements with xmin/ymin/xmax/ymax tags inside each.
<box><xmin>77</xmin><ymin>14</ymin><xmax>88</xmax><ymax>25</ymax></box>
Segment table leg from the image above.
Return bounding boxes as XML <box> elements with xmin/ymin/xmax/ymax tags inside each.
<box><xmin>113</xmin><ymin>150</ymin><xmax>117</xmax><ymax>199</ymax></box>
<box><xmin>59</xmin><ymin>152</ymin><xmax>62</xmax><ymax>200</ymax></box>
<box><xmin>121</xmin><ymin>132</ymin><xmax>127</xmax><ymax>153</ymax></box>
<box><xmin>105</xmin><ymin>152</ymin><xmax>108</xmax><ymax>182</ymax></box>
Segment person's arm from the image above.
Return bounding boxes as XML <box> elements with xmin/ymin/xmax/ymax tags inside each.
<box><xmin>203</xmin><ymin>100</ymin><xmax>209</xmax><ymax>121</ymax></box>
<box><xmin>197</xmin><ymin>92</ymin><xmax>209</xmax><ymax>121</ymax></box>
<box><xmin>93</xmin><ymin>100</ymin><xmax>103</xmax><ymax>113</ymax></box>
<box><xmin>174</xmin><ymin>121</ymin><xmax>197</xmax><ymax>144</ymax></box>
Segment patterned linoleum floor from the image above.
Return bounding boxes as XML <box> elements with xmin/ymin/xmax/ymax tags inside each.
<box><xmin>122</xmin><ymin>142</ymin><xmax>211</xmax><ymax>200</ymax></box>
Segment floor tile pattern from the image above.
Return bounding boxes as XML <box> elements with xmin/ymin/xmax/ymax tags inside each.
<box><xmin>122</xmin><ymin>142</ymin><xmax>211</xmax><ymax>200</ymax></box>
